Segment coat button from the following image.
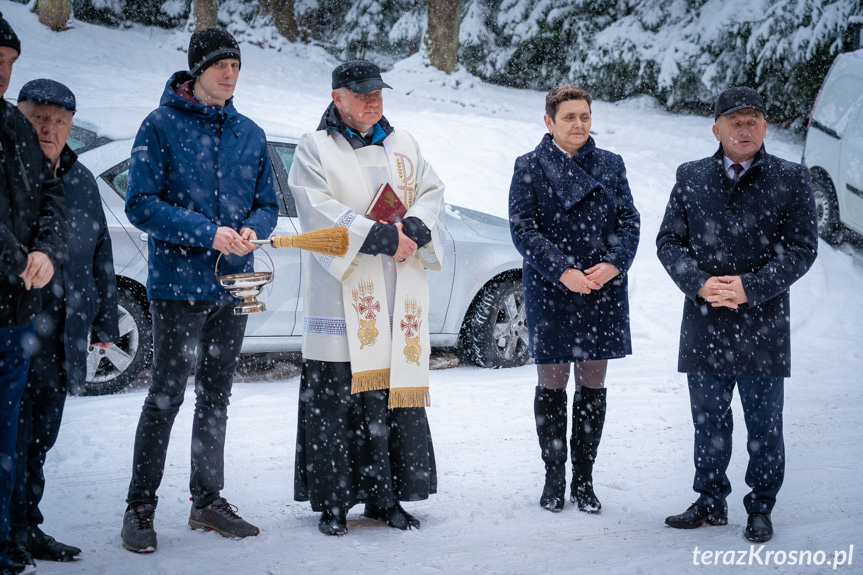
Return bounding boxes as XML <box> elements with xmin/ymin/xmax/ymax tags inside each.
<box><xmin>725</xmin><ymin>209</ymin><xmax>733</xmax><ymax>216</ymax></box>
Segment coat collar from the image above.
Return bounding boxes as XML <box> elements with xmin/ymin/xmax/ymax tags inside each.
<box><xmin>55</xmin><ymin>144</ymin><xmax>78</xmax><ymax>180</ymax></box>
<box><xmin>712</xmin><ymin>143</ymin><xmax>768</xmax><ymax>184</ymax></box>
<box><xmin>0</xmin><ymin>99</ymin><xmax>8</xmax><ymax>139</ymax></box>
<box><xmin>536</xmin><ymin>133</ymin><xmax>602</xmax><ymax>211</ymax></box>
<box><xmin>161</xmin><ymin>71</ymin><xmax>239</xmax><ymax>123</ymax></box>
<box><xmin>316</xmin><ymin>101</ymin><xmax>394</xmax><ymax>150</ymax></box>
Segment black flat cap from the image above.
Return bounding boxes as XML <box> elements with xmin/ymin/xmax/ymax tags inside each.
<box><xmin>332</xmin><ymin>60</ymin><xmax>391</xmax><ymax>94</ymax></box>
<box><xmin>18</xmin><ymin>79</ymin><xmax>76</xmax><ymax>113</ymax></box>
<box><xmin>714</xmin><ymin>86</ymin><xmax>766</xmax><ymax>121</ymax></box>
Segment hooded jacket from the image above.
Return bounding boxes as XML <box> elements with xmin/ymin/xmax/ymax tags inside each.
<box><xmin>124</xmin><ymin>71</ymin><xmax>278</xmax><ymax>302</ymax></box>
<box><xmin>0</xmin><ymin>99</ymin><xmax>68</xmax><ymax>327</ymax></box>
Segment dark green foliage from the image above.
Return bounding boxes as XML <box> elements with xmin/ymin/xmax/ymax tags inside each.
<box><xmin>63</xmin><ymin>0</ymin><xmax>862</xmax><ymax>128</ymax></box>
<box><xmin>71</xmin><ymin>0</ymin><xmax>189</xmax><ymax>28</ymax></box>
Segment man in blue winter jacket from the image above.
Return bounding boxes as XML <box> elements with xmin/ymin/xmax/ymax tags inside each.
<box><xmin>120</xmin><ymin>27</ymin><xmax>278</xmax><ymax>553</ymax></box>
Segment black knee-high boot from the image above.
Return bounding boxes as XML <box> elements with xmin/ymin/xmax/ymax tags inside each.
<box><xmin>570</xmin><ymin>387</ymin><xmax>607</xmax><ymax>513</ymax></box>
<box><xmin>534</xmin><ymin>386</ymin><xmax>567</xmax><ymax>511</ymax></box>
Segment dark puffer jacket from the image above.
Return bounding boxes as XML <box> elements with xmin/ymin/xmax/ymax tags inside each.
<box><xmin>656</xmin><ymin>145</ymin><xmax>818</xmax><ymax>378</ymax></box>
<box><xmin>509</xmin><ymin>134</ymin><xmax>640</xmax><ymax>363</ymax></box>
<box><xmin>0</xmin><ymin>100</ymin><xmax>67</xmax><ymax>327</ymax></box>
<box><xmin>124</xmin><ymin>71</ymin><xmax>278</xmax><ymax>302</ymax></box>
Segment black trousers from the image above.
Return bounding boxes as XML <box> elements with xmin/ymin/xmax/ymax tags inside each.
<box><xmin>294</xmin><ymin>359</ymin><xmax>437</xmax><ymax>514</ymax></box>
<box><xmin>11</xmin><ymin>291</ymin><xmax>68</xmax><ymax>542</ymax></box>
<box><xmin>126</xmin><ymin>299</ymin><xmax>246</xmax><ymax>509</ymax></box>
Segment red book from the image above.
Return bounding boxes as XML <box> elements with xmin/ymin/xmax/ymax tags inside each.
<box><xmin>365</xmin><ymin>182</ymin><xmax>407</xmax><ymax>223</ymax></box>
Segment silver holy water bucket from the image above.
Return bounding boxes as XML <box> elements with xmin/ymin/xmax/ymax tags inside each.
<box><xmin>216</xmin><ymin>248</ymin><xmax>275</xmax><ymax>315</ymax></box>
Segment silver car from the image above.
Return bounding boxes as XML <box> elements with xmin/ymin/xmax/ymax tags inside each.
<box><xmin>70</xmin><ymin>126</ymin><xmax>530</xmax><ymax>395</ymax></box>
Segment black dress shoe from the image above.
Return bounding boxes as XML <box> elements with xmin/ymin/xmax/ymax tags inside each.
<box><xmin>745</xmin><ymin>513</ymin><xmax>773</xmax><ymax>542</ymax></box>
<box><xmin>318</xmin><ymin>510</ymin><xmax>347</xmax><ymax>536</ymax></box>
<box><xmin>364</xmin><ymin>502</ymin><xmax>420</xmax><ymax>530</ymax></box>
<box><xmin>28</xmin><ymin>531</ymin><xmax>81</xmax><ymax>562</ymax></box>
<box><xmin>7</xmin><ymin>541</ymin><xmax>36</xmax><ymax>569</ymax></box>
<box><xmin>665</xmin><ymin>503</ymin><xmax>728</xmax><ymax>529</ymax></box>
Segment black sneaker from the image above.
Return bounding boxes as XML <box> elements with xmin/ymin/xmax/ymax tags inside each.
<box><xmin>189</xmin><ymin>497</ymin><xmax>260</xmax><ymax>538</ymax></box>
<box><xmin>121</xmin><ymin>503</ymin><xmax>157</xmax><ymax>553</ymax></box>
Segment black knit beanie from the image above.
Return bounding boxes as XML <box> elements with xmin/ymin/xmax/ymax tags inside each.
<box><xmin>188</xmin><ymin>27</ymin><xmax>240</xmax><ymax>78</ymax></box>
<box><xmin>0</xmin><ymin>12</ymin><xmax>21</xmax><ymax>55</ymax></box>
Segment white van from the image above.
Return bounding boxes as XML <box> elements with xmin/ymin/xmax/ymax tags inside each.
<box><xmin>802</xmin><ymin>48</ymin><xmax>863</xmax><ymax>244</ymax></box>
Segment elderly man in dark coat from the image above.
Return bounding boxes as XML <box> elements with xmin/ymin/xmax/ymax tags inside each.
<box><xmin>9</xmin><ymin>79</ymin><xmax>119</xmax><ymax>568</ymax></box>
<box><xmin>657</xmin><ymin>87</ymin><xmax>817</xmax><ymax>543</ymax></box>
<box><xmin>510</xmin><ymin>85</ymin><xmax>640</xmax><ymax>514</ymax></box>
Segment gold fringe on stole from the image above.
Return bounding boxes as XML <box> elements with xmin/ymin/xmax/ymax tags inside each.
<box><xmin>388</xmin><ymin>387</ymin><xmax>431</xmax><ymax>409</ymax></box>
<box><xmin>351</xmin><ymin>369</ymin><xmax>390</xmax><ymax>394</ymax></box>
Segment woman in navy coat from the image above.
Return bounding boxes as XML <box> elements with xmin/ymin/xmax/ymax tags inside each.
<box><xmin>509</xmin><ymin>86</ymin><xmax>640</xmax><ymax>513</ymax></box>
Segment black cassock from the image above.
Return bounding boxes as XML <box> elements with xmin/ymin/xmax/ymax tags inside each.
<box><xmin>294</xmin><ymin>359</ymin><xmax>436</xmax><ymax>514</ymax></box>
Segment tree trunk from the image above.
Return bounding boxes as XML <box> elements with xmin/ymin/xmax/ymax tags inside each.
<box><xmin>194</xmin><ymin>0</ymin><xmax>219</xmax><ymax>30</ymax></box>
<box><xmin>38</xmin><ymin>0</ymin><xmax>71</xmax><ymax>31</ymax></box>
<box><xmin>259</xmin><ymin>0</ymin><xmax>298</xmax><ymax>42</ymax></box>
<box><xmin>426</xmin><ymin>0</ymin><xmax>460</xmax><ymax>73</ymax></box>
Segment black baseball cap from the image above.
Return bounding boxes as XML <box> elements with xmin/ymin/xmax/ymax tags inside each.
<box><xmin>18</xmin><ymin>79</ymin><xmax>76</xmax><ymax>113</ymax></box>
<box><xmin>332</xmin><ymin>60</ymin><xmax>391</xmax><ymax>94</ymax></box>
<box><xmin>714</xmin><ymin>87</ymin><xmax>766</xmax><ymax>121</ymax></box>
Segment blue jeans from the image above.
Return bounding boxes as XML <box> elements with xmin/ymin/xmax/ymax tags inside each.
<box><xmin>126</xmin><ymin>299</ymin><xmax>246</xmax><ymax>509</ymax></box>
<box><xmin>688</xmin><ymin>373</ymin><xmax>785</xmax><ymax>515</ymax></box>
<box><xmin>1</xmin><ymin>324</ymin><xmax>35</xmax><ymax>567</ymax></box>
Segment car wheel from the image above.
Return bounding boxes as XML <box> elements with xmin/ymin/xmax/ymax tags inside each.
<box><xmin>75</xmin><ymin>287</ymin><xmax>152</xmax><ymax>396</ymax></box>
<box><xmin>465</xmin><ymin>277</ymin><xmax>530</xmax><ymax>368</ymax></box>
<box><xmin>812</xmin><ymin>174</ymin><xmax>843</xmax><ymax>245</ymax></box>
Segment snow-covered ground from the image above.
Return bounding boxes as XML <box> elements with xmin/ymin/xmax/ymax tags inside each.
<box><xmin>3</xmin><ymin>2</ymin><xmax>862</xmax><ymax>573</ymax></box>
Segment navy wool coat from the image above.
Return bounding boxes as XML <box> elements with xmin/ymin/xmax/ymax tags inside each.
<box><xmin>509</xmin><ymin>135</ymin><xmax>640</xmax><ymax>364</ymax></box>
<box><xmin>33</xmin><ymin>146</ymin><xmax>120</xmax><ymax>391</ymax></box>
<box><xmin>656</xmin><ymin>145</ymin><xmax>818</xmax><ymax>378</ymax></box>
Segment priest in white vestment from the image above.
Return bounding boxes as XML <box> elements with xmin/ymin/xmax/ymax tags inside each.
<box><xmin>288</xmin><ymin>60</ymin><xmax>446</xmax><ymax>536</ymax></box>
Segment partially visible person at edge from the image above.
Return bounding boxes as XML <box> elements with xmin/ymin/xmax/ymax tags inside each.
<box><xmin>509</xmin><ymin>85</ymin><xmax>640</xmax><ymax>514</ymax></box>
<box><xmin>288</xmin><ymin>60</ymin><xmax>445</xmax><ymax>536</ymax></box>
<box><xmin>0</xmin><ymin>13</ymin><xmax>68</xmax><ymax>575</ymax></box>
<box><xmin>119</xmin><ymin>27</ymin><xmax>278</xmax><ymax>553</ymax></box>
<box><xmin>8</xmin><ymin>79</ymin><xmax>119</xmax><ymax>570</ymax></box>
<box><xmin>657</xmin><ymin>86</ymin><xmax>817</xmax><ymax>543</ymax></box>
